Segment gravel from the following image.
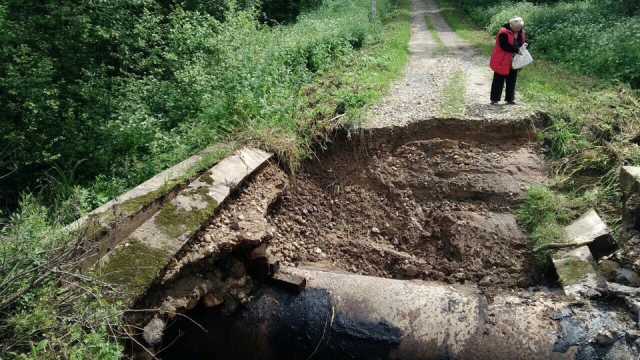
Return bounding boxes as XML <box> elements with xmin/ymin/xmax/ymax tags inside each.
<box><xmin>365</xmin><ymin>0</ymin><xmax>533</xmax><ymax>129</ymax></box>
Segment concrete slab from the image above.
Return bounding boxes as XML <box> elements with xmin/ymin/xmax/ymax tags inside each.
<box><xmin>95</xmin><ymin>148</ymin><xmax>272</xmax><ymax>305</ymax></box>
<box><xmin>564</xmin><ymin>209</ymin><xmax>615</xmax><ymax>258</ymax></box>
<box><xmin>203</xmin><ymin>148</ymin><xmax>273</xmax><ymax>204</ymax></box>
<box><xmin>552</xmin><ymin>245</ymin><xmax>605</xmax><ymax>297</ymax></box>
<box><xmin>70</xmin><ymin>145</ymin><xmax>232</xmax><ymax>268</ymax></box>
<box><xmin>620</xmin><ymin>166</ymin><xmax>640</xmax><ymax>230</ymax></box>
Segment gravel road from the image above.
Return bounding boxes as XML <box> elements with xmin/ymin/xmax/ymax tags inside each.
<box><xmin>365</xmin><ymin>0</ymin><xmax>533</xmax><ymax>129</ymax></box>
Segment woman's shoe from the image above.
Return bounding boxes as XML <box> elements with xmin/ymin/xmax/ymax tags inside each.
<box><xmin>490</xmin><ymin>101</ymin><xmax>498</xmax><ymax>105</ymax></box>
<box><xmin>507</xmin><ymin>100</ymin><xmax>518</xmax><ymax>105</ymax></box>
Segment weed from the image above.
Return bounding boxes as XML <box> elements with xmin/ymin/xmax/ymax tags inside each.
<box><xmin>423</xmin><ymin>13</ymin><xmax>448</xmax><ymax>55</ymax></box>
<box><xmin>438</xmin><ymin>70</ymin><xmax>466</xmax><ymax>117</ymax></box>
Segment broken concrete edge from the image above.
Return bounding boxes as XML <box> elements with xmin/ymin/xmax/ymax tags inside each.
<box><xmin>563</xmin><ymin>208</ymin><xmax>616</xmax><ymax>258</ymax></box>
<box><xmin>621</xmin><ymin>166</ymin><xmax>640</xmax><ymax>229</ymax></box>
<box><xmin>93</xmin><ymin>148</ymin><xmax>273</xmax><ymax>306</ymax></box>
<box><xmin>621</xmin><ymin>166</ymin><xmax>640</xmax><ymax>198</ymax></box>
<box><xmin>552</xmin><ymin>245</ymin><xmax>605</xmax><ymax>297</ymax></box>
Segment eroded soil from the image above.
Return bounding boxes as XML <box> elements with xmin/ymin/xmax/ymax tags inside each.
<box><xmin>268</xmin><ymin>128</ymin><xmax>546</xmax><ymax>291</ymax></box>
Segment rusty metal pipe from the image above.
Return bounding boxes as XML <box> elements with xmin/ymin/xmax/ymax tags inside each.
<box><xmin>161</xmin><ymin>268</ymin><xmax>637</xmax><ymax>359</ymax></box>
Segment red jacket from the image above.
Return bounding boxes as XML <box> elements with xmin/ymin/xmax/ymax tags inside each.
<box><xmin>490</xmin><ymin>27</ymin><xmax>525</xmax><ymax>76</ymax></box>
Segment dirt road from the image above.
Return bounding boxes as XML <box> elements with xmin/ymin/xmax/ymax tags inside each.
<box><xmin>367</xmin><ymin>0</ymin><xmax>531</xmax><ymax>128</ymax></box>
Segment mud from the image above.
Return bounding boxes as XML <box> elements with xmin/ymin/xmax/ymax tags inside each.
<box><xmin>268</xmin><ymin>120</ymin><xmax>546</xmax><ymax>293</ymax></box>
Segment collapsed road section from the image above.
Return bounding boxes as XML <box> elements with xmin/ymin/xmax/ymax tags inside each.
<box><xmin>73</xmin><ymin>116</ymin><xmax>632</xmax><ymax>359</ymax></box>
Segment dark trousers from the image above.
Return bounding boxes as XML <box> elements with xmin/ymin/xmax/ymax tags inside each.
<box><xmin>490</xmin><ymin>69</ymin><xmax>518</xmax><ymax>102</ymax></box>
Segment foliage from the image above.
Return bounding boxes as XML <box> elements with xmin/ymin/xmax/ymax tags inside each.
<box><xmin>0</xmin><ymin>195</ymin><xmax>124</xmax><ymax>358</ymax></box>
<box><xmin>517</xmin><ymin>185</ymin><xmax>572</xmax><ymax>271</ymax></box>
<box><xmin>449</xmin><ymin>0</ymin><xmax>640</xmax><ymax>89</ymax></box>
<box><xmin>517</xmin><ymin>185</ymin><xmax>571</xmax><ymax>233</ymax></box>
<box><xmin>0</xmin><ymin>0</ymin><xmax>402</xmax><ymax>214</ymax></box>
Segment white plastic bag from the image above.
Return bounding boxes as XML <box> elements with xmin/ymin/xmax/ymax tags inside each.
<box><xmin>512</xmin><ymin>47</ymin><xmax>533</xmax><ymax>69</ymax></box>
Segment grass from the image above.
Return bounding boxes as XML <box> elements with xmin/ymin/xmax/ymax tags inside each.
<box><xmin>435</xmin><ymin>0</ymin><xmax>492</xmax><ymax>56</ymax></box>
<box><xmin>436</xmin><ymin>0</ymin><xmax>640</xmax><ymax>274</ymax></box>
<box><xmin>423</xmin><ymin>13</ymin><xmax>448</xmax><ymax>55</ymax></box>
<box><xmin>437</xmin><ymin>70</ymin><xmax>466</xmax><ymax>117</ymax></box>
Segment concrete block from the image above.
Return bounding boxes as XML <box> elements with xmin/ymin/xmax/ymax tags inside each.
<box><xmin>552</xmin><ymin>245</ymin><xmax>605</xmax><ymax>297</ymax></box>
<box><xmin>95</xmin><ymin>148</ymin><xmax>272</xmax><ymax>305</ymax></box>
<box><xmin>202</xmin><ymin>148</ymin><xmax>272</xmax><ymax>204</ymax></box>
<box><xmin>564</xmin><ymin>209</ymin><xmax>615</xmax><ymax>258</ymax></box>
<box><xmin>620</xmin><ymin>166</ymin><xmax>640</xmax><ymax>230</ymax></box>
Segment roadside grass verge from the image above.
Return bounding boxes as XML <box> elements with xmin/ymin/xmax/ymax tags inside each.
<box><xmin>437</xmin><ymin>0</ymin><xmax>640</xmax><ymax>272</ymax></box>
<box><xmin>0</xmin><ymin>0</ymin><xmax>412</xmax><ymax>357</ymax></box>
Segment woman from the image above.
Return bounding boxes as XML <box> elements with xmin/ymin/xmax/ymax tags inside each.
<box><xmin>489</xmin><ymin>17</ymin><xmax>528</xmax><ymax>105</ymax></box>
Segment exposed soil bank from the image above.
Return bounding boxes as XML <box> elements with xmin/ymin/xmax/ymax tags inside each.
<box><xmin>269</xmin><ymin>117</ymin><xmax>546</xmax><ymax>291</ymax></box>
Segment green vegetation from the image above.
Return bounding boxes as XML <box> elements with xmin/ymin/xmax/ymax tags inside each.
<box><xmin>0</xmin><ymin>0</ymin><xmax>411</xmax><ymax>356</ymax></box>
<box><xmin>445</xmin><ymin>0</ymin><xmax>640</xmax><ymax>88</ymax></box>
<box><xmin>423</xmin><ymin>13</ymin><xmax>448</xmax><ymax>55</ymax></box>
<box><xmin>98</xmin><ymin>240</ymin><xmax>171</xmax><ymax>301</ymax></box>
<box><xmin>517</xmin><ymin>185</ymin><xmax>571</xmax><ymax>270</ymax></box>
<box><xmin>555</xmin><ymin>256</ymin><xmax>595</xmax><ymax>285</ymax></box>
<box><xmin>154</xmin><ymin>194</ymin><xmax>219</xmax><ymax>239</ymax></box>
<box><xmin>438</xmin><ymin>0</ymin><xmax>640</xmax><ymax>274</ymax></box>
<box><xmin>438</xmin><ymin>70</ymin><xmax>466</xmax><ymax>116</ymax></box>
<box><xmin>0</xmin><ymin>195</ymin><xmax>124</xmax><ymax>358</ymax></box>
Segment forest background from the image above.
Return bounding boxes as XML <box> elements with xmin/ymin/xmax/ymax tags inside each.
<box><xmin>0</xmin><ymin>0</ymin><xmax>639</xmax><ymax>357</ymax></box>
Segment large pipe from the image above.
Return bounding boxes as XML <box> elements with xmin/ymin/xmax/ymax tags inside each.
<box><xmin>161</xmin><ymin>268</ymin><xmax>638</xmax><ymax>359</ymax></box>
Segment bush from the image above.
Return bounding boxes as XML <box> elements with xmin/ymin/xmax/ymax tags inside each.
<box><xmin>458</xmin><ymin>1</ymin><xmax>640</xmax><ymax>89</ymax></box>
<box><xmin>0</xmin><ymin>0</ymin><xmax>393</xmax><ymax>213</ymax></box>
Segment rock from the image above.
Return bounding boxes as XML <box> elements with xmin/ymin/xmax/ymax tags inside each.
<box><xmin>186</xmin><ymin>294</ymin><xmax>200</xmax><ymax>310</ymax></box>
<box><xmin>564</xmin><ymin>209</ymin><xmax>615</xmax><ymax>258</ymax></box>
<box><xmin>616</xmin><ymin>268</ymin><xmax>640</xmax><ymax>287</ymax></box>
<box><xmin>371</xmin><ymin>227</ymin><xmax>380</xmax><ymax>234</ymax></box>
<box><xmin>250</xmin><ymin>243</ymin><xmax>268</xmax><ymax>260</ymax></box>
<box><xmin>594</xmin><ymin>329</ymin><xmax>618</xmax><ymax>345</ymax></box>
<box><xmin>404</xmin><ymin>264</ymin><xmax>418</xmax><ymax>277</ymax></box>
<box><xmin>600</xmin><ymin>260</ymin><xmax>621</xmax><ymax>281</ymax></box>
<box><xmin>227</xmin><ymin>259</ymin><xmax>246</xmax><ymax>279</ymax></box>
<box><xmin>314</xmin><ymin>247</ymin><xmax>322</xmax><ymax>254</ymax></box>
<box><xmin>203</xmin><ymin>234</ymin><xmax>212</xmax><ymax>242</ymax></box>
<box><xmin>230</xmin><ymin>221</ymin><xmax>240</xmax><ymax>230</ymax></box>
<box><xmin>626</xmin><ymin>330</ymin><xmax>640</xmax><ymax>340</ymax></box>
<box><xmin>203</xmin><ymin>292</ymin><xmax>224</xmax><ymax>307</ymax></box>
<box><xmin>143</xmin><ymin>318</ymin><xmax>165</xmax><ymax>346</ymax></box>
<box><xmin>478</xmin><ymin>276</ymin><xmax>492</xmax><ymax>287</ymax></box>
<box><xmin>548</xmin><ymin>309</ymin><xmax>563</xmax><ymax>320</ymax></box>
<box><xmin>162</xmin><ymin>304</ymin><xmax>177</xmax><ymax>320</ymax></box>
<box><xmin>604</xmin><ymin>282</ymin><xmax>640</xmax><ymax>296</ymax></box>
<box><xmin>551</xmin><ymin>245</ymin><xmax>606</xmax><ymax>297</ymax></box>
<box><xmin>620</xmin><ymin>166</ymin><xmax>640</xmax><ymax>230</ymax></box>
